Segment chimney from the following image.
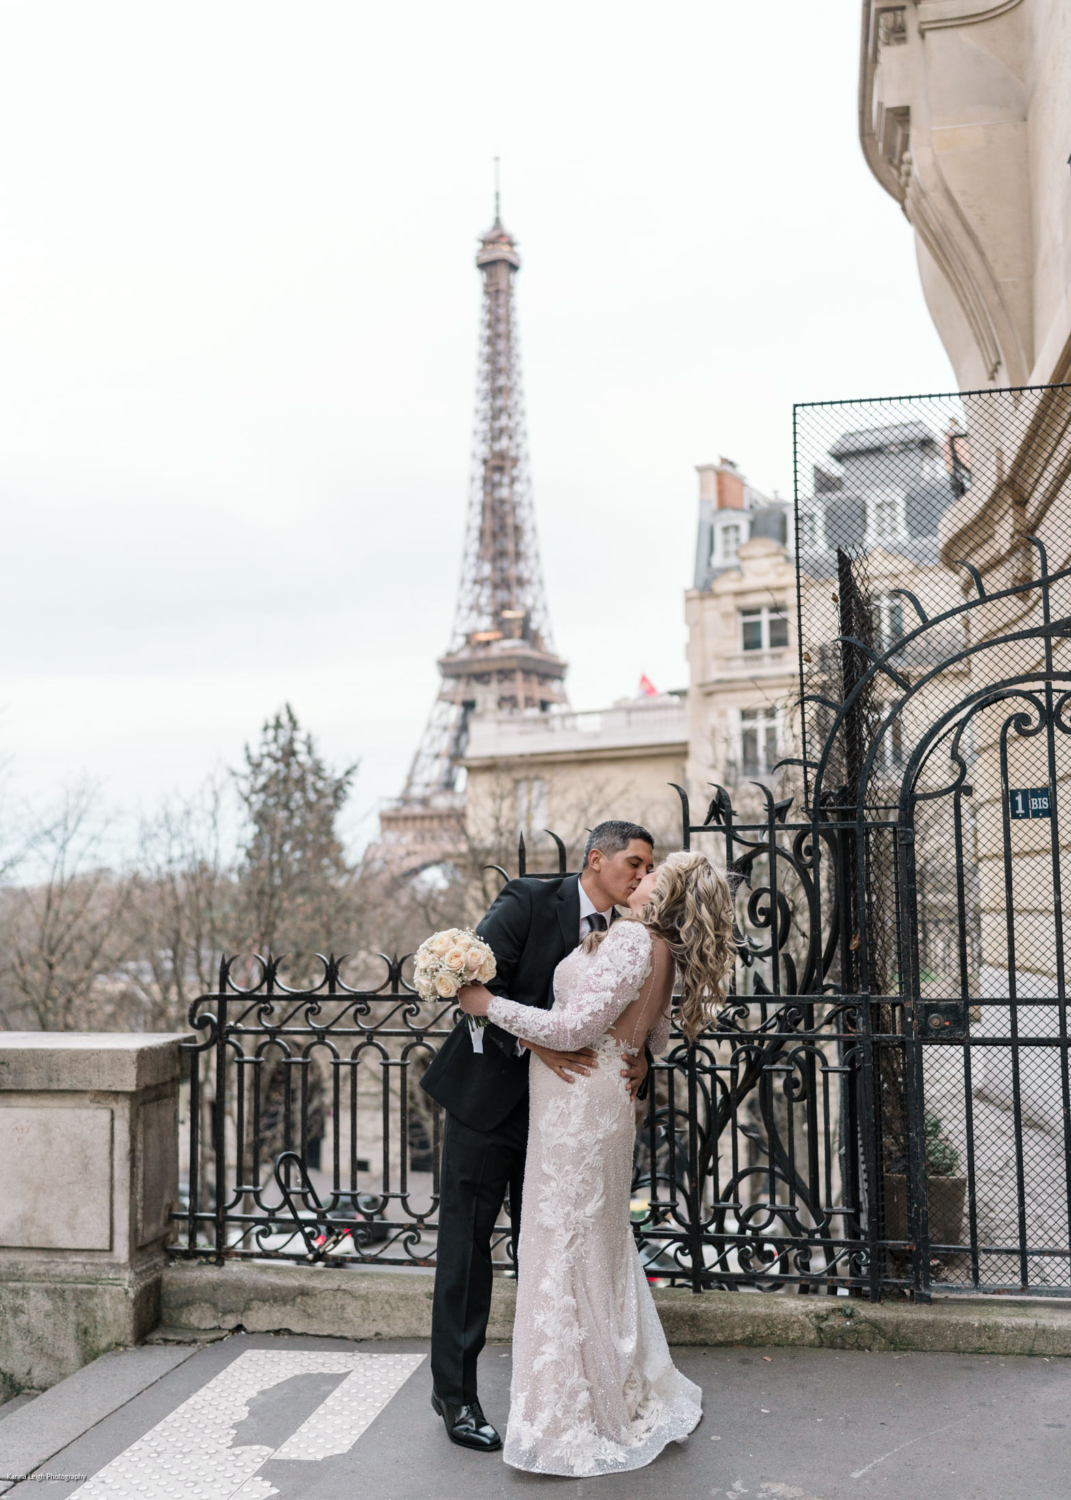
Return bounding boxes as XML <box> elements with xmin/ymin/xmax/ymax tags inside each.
<box><xmin>716</xmin><ymin>456</ymin><xmax>745</xmax><ymax>511</ymax></box>
<box><xmin>697</xmin><ymin>458</ymin><xmax>746</xmax><ymax>511</ymax></box>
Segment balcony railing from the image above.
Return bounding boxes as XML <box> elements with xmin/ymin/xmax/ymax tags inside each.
<box><xmin>714</xmin><ymin>647</ymin><xmax>794</xmax><ymax>678</ymax></box>
<box><xmin>464</xmin><ymin>697</ymin><xmax>688</xmax><ymax>760</ymax></box>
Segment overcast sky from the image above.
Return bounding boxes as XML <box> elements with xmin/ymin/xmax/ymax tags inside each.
<box><xmin>0</xmin><ymin>1</ymin><xmax>956</xmax><ymax>855</ymax></box>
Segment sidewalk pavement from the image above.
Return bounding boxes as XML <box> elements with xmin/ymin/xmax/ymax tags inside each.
<box><xmin>0</xmin><ymin>1331</ymin><xmax>1067</xmax><ymax>1499</ymax></box>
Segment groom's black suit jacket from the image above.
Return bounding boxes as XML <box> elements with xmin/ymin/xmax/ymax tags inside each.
<box><xmin>420</xmin><ymin>873</ymin><xmax>582</xmax><ymax>1132</ymax></box>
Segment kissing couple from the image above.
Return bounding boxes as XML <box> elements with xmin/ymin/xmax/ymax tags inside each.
<box><xmin>420</xmin><ymin>819</ymin><xmax>735</xmax><ymax>1478</ymax></box>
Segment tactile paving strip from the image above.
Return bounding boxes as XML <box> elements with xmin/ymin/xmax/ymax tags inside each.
<box><xmin>66</xmin><ymin>1349</ymin><xmax>425</xmax><ymax>1499</ymax></box>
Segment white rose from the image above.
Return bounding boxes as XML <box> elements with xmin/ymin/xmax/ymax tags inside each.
<box><xmin>444</xmin><ymin>947</ymin><xmax>466</xmax><ymax>972</ymax></box>
<box><xmin>434</xmin><ymin>971</ymin><xmax>458</xmax><ymax>997</ymax></box>
<box><xmin>477</xmin><ymin>955</ymin><xmax>497</xmax><ymax>983</ymax></box>
<box><xmin>464</xmin><ymin>948</ymin><xmax>483</xmax><ymax>972</ymax></box>
<box><xmin>430</xmin><ymin>933</ymin><xmax>452</xmax><ymax>956</ymax></box>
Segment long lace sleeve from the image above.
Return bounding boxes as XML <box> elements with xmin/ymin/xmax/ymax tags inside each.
<box><xmin>486</xmin><ymin>922</ymin><xmax>653</xmax><ymax>1050</ymax></box>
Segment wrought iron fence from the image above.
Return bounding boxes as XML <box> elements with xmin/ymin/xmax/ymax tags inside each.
<box><xmin>170</xmin><ymin>749</ymin><xmax>1071</xmax><ymax>1299</ymax></box>
<box><xmin>171</xmin><ymin>382</ymin><xmax>1071</xmax><ymax>1301</ymax></box>
<box><xmin>170</xmin><ymin>803</ymin><xmax>869</xmax><ymax>1294</ymax></box>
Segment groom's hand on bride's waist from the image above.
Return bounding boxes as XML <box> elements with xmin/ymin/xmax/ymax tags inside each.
<box><xmin>525</xmin><ymin>1041</ymin><xmax>599</xmax><ymax>1083</ymax></box>
<box><xmin>620</xmin><ymin>1049</ymin><xmax>648</xmax><ymax>1102</ymax></box>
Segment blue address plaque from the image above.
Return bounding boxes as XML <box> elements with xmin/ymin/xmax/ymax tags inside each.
<box><xmin>1009</xmin><ymin>786</ymin><xmax>1052</xmax><ymax>819</ymax></box>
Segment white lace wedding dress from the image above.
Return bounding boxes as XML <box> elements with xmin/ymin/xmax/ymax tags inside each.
<box><xmin>485</xmin><ymin>919</ymin><xmax>703</xmax><ymax>1477</ymax></box>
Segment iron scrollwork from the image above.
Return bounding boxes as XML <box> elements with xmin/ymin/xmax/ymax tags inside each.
<box><xmin>173</xmin><ymin>541</ymin><xmax>1071</xmax><ymax>1300</ymax></box>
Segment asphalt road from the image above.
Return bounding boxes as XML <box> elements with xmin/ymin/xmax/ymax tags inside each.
<box><xmin>1</xmin><ymin>1332</ymin><xmax>1068</xmax><ymax>1499</ymax></box>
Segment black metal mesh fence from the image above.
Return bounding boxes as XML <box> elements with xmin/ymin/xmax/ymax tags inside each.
<box><xmin>794</xmin><ymin>384</ymin><xmax>1071</xmax><ymax>1295</ymax></box>
<box><xmin>794</xmin><ymin>385</ymin><xmax>1071</xmax><ymax>797</ymax></box>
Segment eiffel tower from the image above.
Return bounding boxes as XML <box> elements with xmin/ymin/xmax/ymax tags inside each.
<box><xmin>375</xmin><ymin>198</ymin><xmax>568</xmax><ymax>871</ymax></box>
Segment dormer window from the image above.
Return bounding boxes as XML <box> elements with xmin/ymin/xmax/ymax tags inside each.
<box><xmin>711</xmin><ymin>521</ymin><xmax>743</xmax><ymax>567</ymax></box>
<box><xmin>741</xmin><ymin>605</ymin><xmax>789</xmax><ymax>652</ymax></box>
<box><xmin>797</xmin><ymin>507</ymin><xmax>823</xmax><ymax>550</ymax></box>
<box><xmin>866</xmin><ymin>488</ymin><xmax>907</xmax><ymax>545</ymax></box>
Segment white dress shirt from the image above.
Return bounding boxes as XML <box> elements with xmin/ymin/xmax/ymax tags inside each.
<box><xmin>577</xmin><ymin>881</ymin><xmax>616</xmax><ymax>941</ymax></box>
<box><xmin>469</xmin><ymin>878</ymin><xmax>616</xmax><ymax>1054</ymax></box>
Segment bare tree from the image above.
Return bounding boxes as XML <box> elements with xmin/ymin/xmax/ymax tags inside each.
<box><xmin>0</xmin><ymin>785</ymin><xmax>133</xmax><ymax>1031</ymax></box>
<box><xmin>119</xmin><ymin>778</ymin><xmax>238</xmax><ymax>1029</ymax></box>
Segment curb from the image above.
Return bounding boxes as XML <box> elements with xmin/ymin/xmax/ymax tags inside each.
<box><xmin>0</xmin><ymin>1344</ymin><xmax>200</xmax><ymax>1494</ymax></box>
<box><xmin>161</xmin><ymin>1262</ymin><xmax>1071</xmax><ymax>1357</ymax></box>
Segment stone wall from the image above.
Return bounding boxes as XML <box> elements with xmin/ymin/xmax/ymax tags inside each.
<box><xmin>0</xmin><ymin>1032</ymin><xmax>190</xmax><ymax>1396</ymax></box>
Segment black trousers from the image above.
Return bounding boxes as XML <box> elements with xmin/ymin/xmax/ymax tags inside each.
<box><xmin>430</xmin><ymin>1092</ymin><xmax>528</xmax><ymax>1405</ymax></box>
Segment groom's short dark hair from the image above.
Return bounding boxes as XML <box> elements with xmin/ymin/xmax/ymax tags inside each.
<box><xmin>583</xmin><ymin>820</ymin><xmax>654</xmax><ymax>864</ymax></box>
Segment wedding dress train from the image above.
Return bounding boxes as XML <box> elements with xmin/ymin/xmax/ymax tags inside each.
<box><xmin>485</xmin><ymin>920</ymin><xmax>703</xmax><ymax>1477</ymax></box>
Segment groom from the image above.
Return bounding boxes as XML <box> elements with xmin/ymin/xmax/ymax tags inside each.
<box><xmin>420</xmin><ymin>819</ymin><xmax>656</xmax><ymax>1451</ymax></box>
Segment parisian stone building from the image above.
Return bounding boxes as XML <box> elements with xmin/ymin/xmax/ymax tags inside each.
<box><xmin>685</xmin><ymin>459</ymin><xmax>797</xmax><ymax>800</ymax></box>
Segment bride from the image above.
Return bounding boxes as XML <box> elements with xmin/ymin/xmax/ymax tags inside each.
<box><xmin>458</xmin><ymin>849</ymin><xmax>735</xmax><ymax>1478</ymax></box>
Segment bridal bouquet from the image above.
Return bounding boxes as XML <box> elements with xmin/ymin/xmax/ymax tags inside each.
<box><xmin>413</xmin><ymin>928</ymin><xmax>497</xmax><ymax>1033</ymax></box>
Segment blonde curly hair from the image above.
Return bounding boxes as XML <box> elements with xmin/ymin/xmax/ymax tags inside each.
<box><xmin>594</xmin><ymin>850</ymin><xmax>735</xmax><ymax>1044</ymax></box>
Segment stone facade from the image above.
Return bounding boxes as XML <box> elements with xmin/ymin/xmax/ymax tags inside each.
<box><xmin>461</xmin><ymin>695</ymin><xmax>689</xmax><ymax>861</ymax></box>
<box><xmin>685</xmin><ymin>455</ymin><xmax>799</xmax><ymax>807</ymax></box>
<box><xmin>860</xmin><ymin>0</ymin><xmax>1071</xmax><ymax>395</ymax></box>
<box><xmin>860</xmin><ymin>1</ymin><xmax>1071</xmax><ymax>581</ymax></box>
<box><xmin>685</xmin><ymin>536</ymin><xmax>798</xmax><ymax>801</ymax></box>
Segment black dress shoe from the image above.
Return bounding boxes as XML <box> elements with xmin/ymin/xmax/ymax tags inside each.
<box><xmin>431</xmin><ymin>1389</ymin><xmax>503</xmax><ymax>1451</ymax></box>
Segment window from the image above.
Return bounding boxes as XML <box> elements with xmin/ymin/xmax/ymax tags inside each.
<box><xmin>740</xmin><ymin>707</ymin><xmax>780</xmax><ymax>776</ymax></box>
<box><xmin>740</xmin><ymin>604</ymin><xmax>789</xmax><ymax>652</ymax></box>
<box><xmin>878</xmin><ymin>706</ymin><xmax>905</xmax><ymax>772</ymax></box>
<box><xmin>866</xmin><ymin>488</ymin><xmax>907</xmax><ymax>545</ymax></box>
<box><xmin>874</xmin><ymin>593</ymin><xmax>905</xmax><ymax>650</ymax></box>
<box><xmin>710</xmin><ymin>522</ymin><xmax>743</xmax><ymax>567</ymax></box>
<box><xmin>797</xmin><ymin>508</ymin><xmax>822</xmax><ymax>550</ymax></box>
<box><xmin>922</xmin><ymin>452</ymin><xmax>946</xmax><ymax>486</ymax></box>
<box><xmin>947</xmin><ymin>429</ymin><xmax>971</xmax><ymax>498</ymax></box>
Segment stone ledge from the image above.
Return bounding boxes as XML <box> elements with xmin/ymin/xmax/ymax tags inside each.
<box><xmin>653</xmin><ymin>1285</ymin><xmax>1071</xmax><ymax>1356</ymax></box>
<box><xmin>162</xmin><ymin>1262</ymin><xmax>514</xmax><ymax>1342</ymax></box>
<box><xmin>0</xmin><ymin>1032</ymin><xmax>192</xmax><ymax>1093</ymax></box>
<box><xmin>161</xmin><ymin>1261</ymin><xmax>1071</xmax><ymax>1357</ymax></box>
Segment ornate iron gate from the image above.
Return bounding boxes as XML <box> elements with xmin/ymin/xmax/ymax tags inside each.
<box><xmin>790</xmin><ymin>383</ymin><xmax>1071</xmax><ymax>1301</ymax></box>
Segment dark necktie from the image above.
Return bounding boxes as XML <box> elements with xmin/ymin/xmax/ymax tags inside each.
<box><xmin>587</xmin><ymin>913</ymin><xmax>608</xmax><ymax>933</ymax></box>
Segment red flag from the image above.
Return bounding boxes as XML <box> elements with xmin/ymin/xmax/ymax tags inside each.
<box><xmin>639</xmin><ymin>674</ymin><xmax>658</xmax><ymax>697</ymax></box>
